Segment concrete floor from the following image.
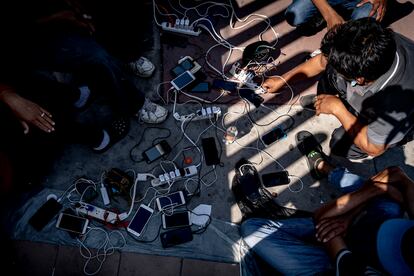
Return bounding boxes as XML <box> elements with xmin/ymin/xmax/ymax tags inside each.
<box><xmin>7</xmin><ymin>0</ymin><xmax>414</xmax><ymax>275</ymax></box>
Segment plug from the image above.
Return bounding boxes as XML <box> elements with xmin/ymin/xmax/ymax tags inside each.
<box><xmin>118</xmin><ymin>212</ymin><xmax>128</xmax><ymax>221</ymax></box>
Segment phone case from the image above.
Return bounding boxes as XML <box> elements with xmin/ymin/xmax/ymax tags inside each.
<box><xmin>29</xmin><ymin>198</ymin><xmax>62</xmax><ymax>231</ymax></box>
<box><xmin>160</xmin><ymin>226</ymin><xmax>193</xmax><ymax>248</ymax></box>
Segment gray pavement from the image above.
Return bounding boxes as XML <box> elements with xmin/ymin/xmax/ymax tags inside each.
<box><xmin>8</xmin><ymin>0</ymin><xmax>414</xmax><ymax>275</ymax></box>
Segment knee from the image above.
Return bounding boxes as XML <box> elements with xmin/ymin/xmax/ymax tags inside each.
<box><xmin>351</xmin><ymin>3</ymin><xmax>373</xmax><ymax>20</ymax></box>
<box><xmin>285</xmin><ymin>3</ymin><xmax>308</xmax><ymax>26</ymax></box>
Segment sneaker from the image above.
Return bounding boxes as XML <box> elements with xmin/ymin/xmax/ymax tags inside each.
<box><xmin>93</xmin><ymin>118</ymin><xmax>130</xmax><ymax>153</ymax></box>
<box><xmin>128</xmin><ymin>56</ymin><xmax>155</xmax><ymax>78</ymax></box>
<box><xmin>138</xmin><ymin>98</ymin><xmax>168</xmax><ymax>124</ymax></box>
<box><xmin>335</xmin><ymin>249</ymin><xmax>365</xmax><ymax>276</ymax></box>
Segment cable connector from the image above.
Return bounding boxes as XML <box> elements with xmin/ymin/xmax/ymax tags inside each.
<box><xmin>136</xmin><ymin>173</ymin><xmax>148</xmax><ymax>181</ymax></box>
<box><xmin>118</xmin><ymin>212</ymin><xmax>128</xmax><ymax>221</ymax></box>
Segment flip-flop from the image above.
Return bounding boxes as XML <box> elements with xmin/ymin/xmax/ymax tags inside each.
<box><xmin>93</xmin><ymin>118</ymin><xmax>130</xmax><ymax>153</ymax></box>
<box><xmin>295</xmin><ymin>131</ymin><xmax>325</xmax><ymax>179</ymax></box>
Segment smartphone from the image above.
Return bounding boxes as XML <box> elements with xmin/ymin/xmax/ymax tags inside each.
<box><xmin>156</xmin><ymin>191</ymin><xmax>186</xmax><ymax>211</ymax></box>
<box><xmin>261</xmin><ymin>126</ymin><xmax>287</xmax><ymax>146</ymax></box>
<box><xmin>212</xmin><ymin>79</ymin><xmax>238</xmax><ymax>93</ymax></box>
<box><xmin>29</xmin><ymin>198</ymin><xmax>63</xmax><ymax>231</ymax></box>
<box><xmin>142</xmin><ymin>140</ymin><xmax>171</xmax><ymax>164</ymax></box>
<box><xmin>127</xmin><ymin>204</ymin><xmax>154</xmax><ymax>237</ymax></box>
<box><xmin>239</xmin><ymin>88</ymin><xmax>264</xmax><ymax>108</ymax></box>
<box><xmin>56</xmin><ymin>212</ymin><xmax>89</xmax><ymax>234</ymax></box>
<box><xmin>190</xmin><ymin>82</ymin><xmax>210</xmax><ymax>93</ymax></box>
<box><xmin>160</xmin><ymin>226</ymin><xmax>193</xmax><ymax>248</ymax></box>
<box><xmin>201</xmin><ymin>137</ymin><xmax>220</xmax><ymax>166</ymax></box>
<box><xmin>162</xmin><ymin>211</ymin><xmax>191</xmax><ymax>229</ymax></box>
<box><xmin>261</xmin><ymin>171</ymin><xmax>290</xmax><ymax>187</ymax></box>
<box><xmin>171</xmin><ymin>70</ymin><xmax>196</xmax><ymax>90</ymax></box>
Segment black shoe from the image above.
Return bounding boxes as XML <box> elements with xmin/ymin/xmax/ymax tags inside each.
<box><xmin>336</xmin><ymin>249</ymin><xmax>365</xmax><ymax>276</ymax></box>
<box><xmin>92</xmin><ymin>117</ymin><xmax>130</xmax><ymax>153</ymax></box>
<box><xmin>296</xmin><ymin>131</ymin><xmax>326</xmax><ymax>179</ymax></box>
<box><xmin>296</xmin><ymin>15</ymin><xmax>326</xmax><ymax>36</ymax></box>
<box><xmin>299</xmin><ymin>94</ymin><xmax>317</xmax><ymax>111</ymax></box>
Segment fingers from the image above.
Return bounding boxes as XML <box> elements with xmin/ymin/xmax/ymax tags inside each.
<box><xmin>316</xmin><ymin>220</ymin><xmax>345</xmax><ymax>242</ymax></box>
<box><xmin>19</xmin><ymin>121</ymin><xmax>30</xmax><ymax>135</ymax></box>
<box><xmin>36</xmin><ymin>109</ymin><xmax>55</xmax><ymax>133</ymax></box>
<box><xmin>376</xmin><ymin>5</ymin><xmax>386</xmax><ymax>21</ymax></box>
<box><xmin>369</xmin><ymin>2</ymin><xmax>380</xmax><ymax>17</ymax></box>
<box><xmin>356</xmin><ymin>0</ymin><xmax>368</xmax><ymax>7</ymax></box>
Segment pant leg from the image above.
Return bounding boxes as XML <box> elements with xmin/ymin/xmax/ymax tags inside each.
<box><xmin>285</xmin><ymin>0</ymin><xmax>320</xmax><ymax>26</ymax></box>
<box><xmin>241</xmin><ymin>217</ymin><xmax>332</xmax><ymax>275</ymax></box>
<box><xmin>328</xmin><ymin>167</ymin><xmax>366</xmax><ymax>193</ymax></box>
<box><xmin>31</xmin><ymin>33</ymin><xmax>145</xmax><ymax>117</ymax></box>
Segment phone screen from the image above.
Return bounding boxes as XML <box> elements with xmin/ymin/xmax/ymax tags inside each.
<box><xmin>127</xmin><ymin>205</ymin><xmax>153</xmax><ymax>236</ymax></box>
<box><xmin>190</xmin><ymin>82</ymin><xmax>210</xmax><ymax>93</ymax></box>
<box><xmin>157</xmin><ymin>191</ymin><xmax>185</xmax><ymax>210</ymax></box>
<box><xmin>163</xmin><ymin>212</ymin><xmax>190</xmax><ymax>229</ymax></box>
<box><xmin>171</xmin><ymin>71</ymin><xmax>195</xmax><ymax>90</ymax></box>
<box><xmin>239</xmin><ymin>88</ymin><xmax>264</xmax><ymax>107</ymax></box>
<box><xmin>262</xmin><ymin>127</ymin><xmax>286</xmax><ymax>146</ymax></box>
<box><xmin>261</xmin><ymin>171</ymin><xmax>290</xmax><ymax>187</ymax></box>
<box><xmin>212</xmin><ymin>79</ymin><xmax>238</xmax><ymax>92</ymax></box>
<box><xmin>56</xmin><ymin>213</ymin><xmax>88</xmax><ymax>234</ymax></box>
<box><xmin>201</xmin><ymin>137</ymin><xmax>220</xmax><ymax>166</ymax></box>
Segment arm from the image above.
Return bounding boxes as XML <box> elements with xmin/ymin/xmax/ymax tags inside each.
<box><xmin>0</xmin><ymin>87</ymin><xmax>55</xmax><ymax>134</ymax></box>
<box><xmin>357</xmin><ymin>0</ymin><xmax>387</xmax><ymax>21</ymax></box>
<box><xmin>311</xmin><ymin>0</ymin><xmax>344</xmax><ymax>29</ymax></box>
<box><xmin>262</xmin><ymin>54</ymin><xmax>327</xmax><ymax>93</ymax></box>
<box><xmin>314</xmin><ymin>94</ymin><xmax>387</xmax><ymax>156</ymax></box>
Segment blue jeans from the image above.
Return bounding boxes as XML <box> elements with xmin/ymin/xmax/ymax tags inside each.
<box><xmin>285</xmin><ymin>0</ymin><xmax>373</xmax><ymax>26</ymax></box>
<box><xmin>241</xmin><ymin>168</ymin><xmax>403</xmax><ymax>274</ymax></box>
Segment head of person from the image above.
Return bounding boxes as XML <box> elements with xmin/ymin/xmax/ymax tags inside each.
<box><xmin>377</xmin><ymin>218</ymin><xmax>414</xmax><ymax>275</ymax></box>
<box><xmin>321</xmin><ymin>18</ymin><xmax>396</xmax><ymax>84</ymax></box>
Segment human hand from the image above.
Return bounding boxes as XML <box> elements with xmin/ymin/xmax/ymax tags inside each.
<box><xmin>261</xmin><ymin>76</ymin><xmax>288</xmax><ymax>93</ymax></box>
<box><xmin>314</xmin><ymin>94</ymin><xmax>344</xmax><ymax>116</ymax></box>
<box><xmin>3</xmin><ymin>92</ymin><xmax>55</xmax><ymax>134</ymax></box>
<box><xmin>357</xmin><ymin>0</ymin><xmax>387</xmax><ymax>21</ymax></box>
<box><xmin>325</xmin><ymin>13</ymin><xmax>345</xmax><ymax>29</ymax></box>
<box><xmin>315</xmin><ymin>215</ymin><xmax>351</xmax><ymax>243</ymax></box>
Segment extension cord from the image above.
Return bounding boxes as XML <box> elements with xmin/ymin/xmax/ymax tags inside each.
<box><xmin>174</xmin><ymin>106</ymin><xmax>221</xmax><ymax>121</ymax></box>
<box><xmin>76</xmin><ymin>202</ymin><xmax>119</xmax><ymax>224</ymax></box>
<box><xmin>161</xmin><ymin>21</ymin><xmax>201</xmax><ymax>36</ymax></box>
<box><xmin>151</xmin><ymin>165</ymin><xmax>198</xmax><ymax>187</ymax></box>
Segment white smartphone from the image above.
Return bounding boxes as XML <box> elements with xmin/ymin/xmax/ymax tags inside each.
<box><xmin>56</xmin><ymin>212</ymin><xmax>89</xmax><ymax>234</ymax></box>
<box><xmin>156</xmin><ymin>191</ymin><xmax>186</xmax><ymax>211</ymax></box>
<box><xmin>170</xmin><ymin>70</ymin><xmax>196</xmax><ymax>90</ymax></box>
<box><xmin>127</xmin><ymin>204</ymin><xmax>154</xmax><ymax>237</ymax></box>
<box><xmin>162</xmin><ymin>211</ymin><xmax>191</xmax><ymax>229</ymax></box>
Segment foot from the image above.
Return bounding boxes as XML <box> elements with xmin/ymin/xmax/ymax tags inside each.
<box><xmin>299</xmin><ymin>94</ymin><xmax>316</xmax><ymax>111</ymax></box>
<box><xmin>128</xmin><ymin>56</ymin><xmax>155</xmax><ymax>78</ymax></box>
<box><xmin>296</xmin><ymin>131</ymin><xmax>326</xmax><ymax>179</ymax></box>
<box><xmin>138</xmin><ymin>98</ymin><xmax>168</xmax><ymax>124</ymax></box>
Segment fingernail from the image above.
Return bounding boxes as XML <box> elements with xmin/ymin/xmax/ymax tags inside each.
<box><xmin>323</xmin><ymin>239</ymin><xmax>327</xmax><ymax>243</ymax></box>
<box><xmin>52</xmin><ymin>122</ymin><xmax>55</xmax><ymax>125</ymax></box>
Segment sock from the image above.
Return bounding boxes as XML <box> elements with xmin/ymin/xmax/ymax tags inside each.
<box><xmin>93</xmin><ymin>130</ymin><xmax>110</xmax><ymax>151</ymax></box>
<box><xmin>74</xmin><ymin>86</ymin><xmax>91</xmax><ymax>108</ymax></box>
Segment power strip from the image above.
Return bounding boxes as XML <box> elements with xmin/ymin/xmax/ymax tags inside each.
<box><xmin>76</xmin><ymin>202</ymin><xmax>119</xmax><ymax>224</ymax></box>
<box><xmin>161</xmin><ymin>21</ymin><xmax>201</xmax><ymax>36</ymax></box>
<box><xmin>174</xmin><ymin>106</ymin><xmax>221</xmax><ymax>121</ymax></box>
<box><xmin>151</xmin><ymin>165</ymin><xmax>198</xmax><ymax>187</ymax></box>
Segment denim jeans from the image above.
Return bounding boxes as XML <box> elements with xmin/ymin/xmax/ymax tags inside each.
<box><xmin>241</xmin><ymin>169</ymin><xmax>403</xmax><ymax>274</ymax></box>
<box><xmin>285</xmin><ymin>0</ymin><xmax>373</xmax><ymax>26</ymax></box>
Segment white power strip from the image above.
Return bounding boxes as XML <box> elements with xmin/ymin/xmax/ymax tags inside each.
<box><xmin>76</xmin><ymin>202</ymin><xmax>119</xmax><ymax>224</ymax></box>
<box><xmin>174</xmin><ymin>106</ymin><xmax>221</xmax><ymax>121</ymax></box>
<box><xmin>161</xmin><ymin>21</ymin><xmax>201</xmax><ymax>36</ymax></box>
<box><xmin>151</xmin><ymin>165</ymin><xmax>198</xmax><ymax>187</ymax></box>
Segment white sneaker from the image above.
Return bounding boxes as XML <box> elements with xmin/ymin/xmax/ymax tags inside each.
<box><xmin>138</xmin><ymin>98</ymin><xmax>168</xmax><ymax>124</ymax></box>
<box><xmin>128</xmin><ymin>56</ymin><xmax>155</xmax><ymax>78</ymax></box>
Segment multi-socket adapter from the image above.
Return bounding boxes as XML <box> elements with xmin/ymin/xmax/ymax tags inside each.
<box><xmin>76</xmin><ymin>202</ymin><xmax>119</xmax><ymax>224</ymax></box>
<box><xmin>161</xmin><ymin>20</ymin><xmax>201</xmax><ymax>36</ymax></box>
<box><xmin>173</xmin><ymin>106</ymin><xmax>221</xmax><ymax>121</ymax></box>
<box><xmin>151</xmin><ymin>165</ymin><xmax>198</xmax><ymax>187</ymax></box>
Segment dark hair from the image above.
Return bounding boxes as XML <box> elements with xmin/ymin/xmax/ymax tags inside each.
<box><xmin>320</xmin><ymin>18</ymin><xmax>396</xmax><ymax>81</ymax></box>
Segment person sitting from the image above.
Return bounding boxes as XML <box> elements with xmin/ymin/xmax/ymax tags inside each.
<box><xmin>285</xmin><ymin>0</ymin><xmax>387</xmax><ymax>34</ymax></box>
<box><xmin>241</xmin><ymin>134</ymin><xmax>414</xmax><ymax>274</ymax></box>
<box><xmin>262</xmin><ymin>18</ymin><xmax>414</xmax><ymax>160</ymax></box>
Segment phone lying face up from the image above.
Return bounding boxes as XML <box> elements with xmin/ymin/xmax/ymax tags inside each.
<box><xmin>156</xmin><ymin>191</ymin><xmax>186</xmax><ymax>211</ymax></box>
<box><xmin>261</xmin><ymin>171</ymin><xmax>290</xmax><ymax>187</ymax></box>
<box><xmin>127</xmin><ymin>204</ymin><xmax>154</xmax><ymax>237</ymax></box>
<box><xmin>56</xmin><ymin>212</ymin><xmax>89</xmax><ymax>234</ymax></box>
<box><xmin>162</xmin><ymin>211</ymin><xmax>191</xmax><ymax>229</ymax></box>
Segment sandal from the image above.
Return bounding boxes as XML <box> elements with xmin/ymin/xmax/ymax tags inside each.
<box><xmin>93</xmin><ymin>118</ymin><xmax>130</xmax><ymax>153</ymax></box>
<box><xmin>295</xmin><ymin>131</ymin><xmax>325</xmax><ymax>179</ymax></box>
<box><xmin>299</xmin><ymin>94</ymin><xmax>317</xmax><ymax>111</ymax></box>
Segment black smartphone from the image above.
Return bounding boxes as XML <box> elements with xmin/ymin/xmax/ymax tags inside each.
<box><xmin>190</xmin><ymin>82</ymin><xmax>210</xmax><ymax>93</ymax></box>
<box><xmin>142</xmin><ymin>140</ymin><xmax>171</xmax><ymax>163</ymax></box>
<box><xmin>261</xmin><ymin>127</ymin><xmax>287</xmax><ymax>146</ymax></box>
<box><xmin>212</xmin><ymin>79</ymin><xmax>238</xmax><ymax>93</ymax></box>
<box><xmin>162</xmin><ymin>211</ymin><xmax>191</xmax><ymax>229</ymax></box>
<box><xmin>261</xmin><ymin>171</ymin><xmax>290</xmax><ymax>187</ymax></box>
<box><xmin>239</xmin><ymin>88</ymin><xmax>264</xmax><ymax>107</ymax></box>
<box><xmin>201</xmin><ymin>137</ymin><xmax>220</xmax><ymax>166</ymax></box>
<box><xmin>29</xmin><ymin>198</ymin><xmax>63</xmax><ymax>231</ymax></box>
<box><xmin>160</xmin><ymin>226</ymin><xmax>193</xmax><ymax>248</ymax></box>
